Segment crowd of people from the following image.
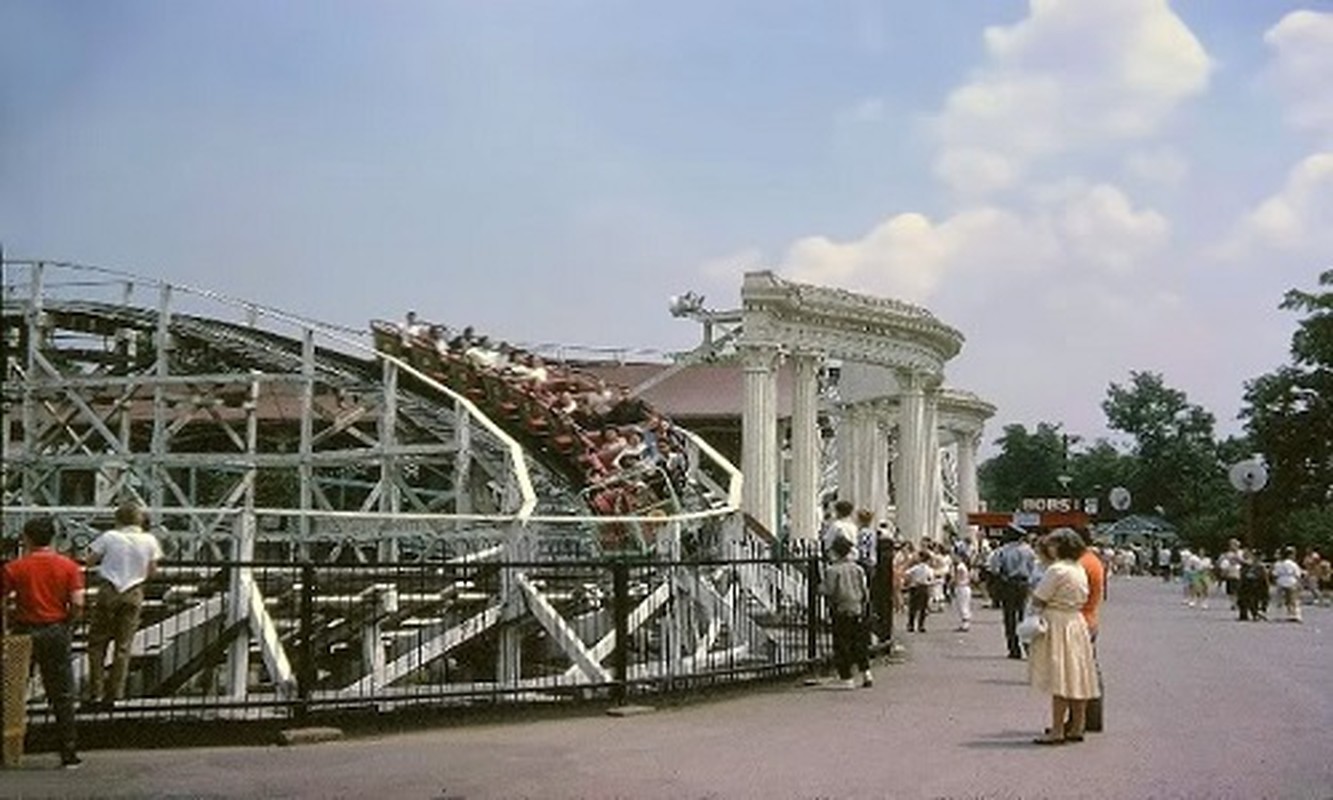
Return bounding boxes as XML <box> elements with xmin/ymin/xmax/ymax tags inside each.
<box><xmin>374</xmin><ymin>313</ymin><xmax>693</xmax><ymax>537</ymax></box>
<box><xmin>818</xmin><ymin>502</ymin><xmax>1104</xmax><ymax>743</ymax></box>
<box><xmin>1159</xmin><ymin>539</ymin><xmax>1330</xmax><ymax>623</ymax></box>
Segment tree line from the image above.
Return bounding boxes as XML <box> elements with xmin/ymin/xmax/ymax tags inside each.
<box><xmin>978</xmin><ymin>270</ymin><xmax>1333</xmax><ymax>558</ymax></box>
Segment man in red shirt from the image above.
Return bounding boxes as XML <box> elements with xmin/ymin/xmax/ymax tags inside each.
<box><xmin>2</xmin><ymin>516</ymin><xmax>85</xmax><ymax>768</ymax></box>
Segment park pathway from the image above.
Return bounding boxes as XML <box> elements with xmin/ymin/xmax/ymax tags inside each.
<box><xmin>5</xmin><ymin>575</ymin><xmax>1331</xmax><ymax>799</ymax></box>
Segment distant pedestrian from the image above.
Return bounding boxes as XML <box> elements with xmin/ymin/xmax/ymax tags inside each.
<box><xmin>1237</xmin><ymin>550</ymin><xmax>1269</xmax><ymax>621</ymax></box>
<box><xmin>1</xmin><ymin>516</ymin><xmax>85</xmax><ymax>767</ymax></box>
<box><xmin>821</xmin><ymin>536</ymin><xmax>872</xmax><ymax>689</ymax></box>
<box><xmin>952</xmin><ymin>556</ymin><xmax>973</xmax><ymax>632</ymax></box>
<box><xmin>85</xmin><ymin>501</ymin><xmax>163</xmax><ymax>709</ymax></box>
<box><xmin>854</xmin><ymin>509</ymin><xmax>877</xmax><ymax>579</ymax></box>
<box><xmin>1218</xmin><ymin>539</ymin><xmax>1243</xmax><ymax>610</ymax></box>
<box><xmin>993</xmin><ymin>526</ymin><xmax>1037</xmax><ymax>659</ymax></box>
<box><xmin>903</xmin><ymin>550</ymin><xmax>934</xmax><ymax>633</ymax></box>
<box><xmin>1271</xmin><ymin>547</ymin><xmax>1304</xmax><ymax>623</ymax></box>
<box><xmin>821</xmin><ymin>500</ymin><xmax>857</xmax><ymax>561</ymax></box>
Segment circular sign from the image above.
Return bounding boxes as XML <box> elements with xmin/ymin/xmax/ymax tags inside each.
<box><xmin>1109</xmin><ymin>486</ymin><xmax>1132</xmax><ymax>512</ymax></box>
<box><xmin>1228</xmin><ymin>460</ymin><xmax>1269</xmax><ymax>493</ymax></box>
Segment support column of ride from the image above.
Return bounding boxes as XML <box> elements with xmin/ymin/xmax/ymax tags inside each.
<box><xmin>741</xmin><ymin>345</ymin><xmax>780</xmax><ymax>535</ymax></box>
<box><xmin>226</xmin><ymin>370</ymin><xmax>261</xmax><ymax>700</ymax></box>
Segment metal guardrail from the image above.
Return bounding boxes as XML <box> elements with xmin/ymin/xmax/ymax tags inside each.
<box><xmin>6</xmin><ymin>553</ymin><xmax>829</xmax><ymax>727</ymax></box>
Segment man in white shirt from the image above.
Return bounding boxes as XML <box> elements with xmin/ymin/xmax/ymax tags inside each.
<box><xmin>85</xmin><ymin>502</ymin><xmax>163</xmax><ymax>709</ymax></box>
<box><xmin>1271</xmin><ymin>546</ymin><xmax>1305</xmax><ymax>623</ymax></box>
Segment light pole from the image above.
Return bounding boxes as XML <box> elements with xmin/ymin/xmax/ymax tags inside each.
<box><xmin>1228</xmin><ymin>460</ymin><xmax>1269</xmax><ymax>549</ymax></box>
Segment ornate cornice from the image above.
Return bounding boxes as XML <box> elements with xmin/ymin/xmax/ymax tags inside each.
<box><xmin>936</xmin><ymin>388</ymin><xmax>996</xmax><ymax>436</ymax></box>
<box><xmin>740</xmin><ymin>271</ymin><xmax>964</xmax><ymax>372</ymax></box>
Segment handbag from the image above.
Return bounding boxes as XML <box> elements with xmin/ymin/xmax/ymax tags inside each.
<box><xmin>1016</xmin><ymin>612</ymin><xmax>1047</xmax><ymax>642</ymax></box>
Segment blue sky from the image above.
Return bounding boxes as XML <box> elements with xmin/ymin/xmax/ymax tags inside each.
<box><xmin>4</xmin><ymin>1</ymin><xmax>1332</xmax><ymax>452</ymax></box>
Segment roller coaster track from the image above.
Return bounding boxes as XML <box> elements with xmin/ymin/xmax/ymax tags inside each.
<box><xmin>0</xmin><ymin>261</ymin><xmax>600</xmax><ymax>558</ymax></box>
<box><xmin>1</xmin><ymin>260</ymin><xmax>815</xmax><ymax>722</ymax></box>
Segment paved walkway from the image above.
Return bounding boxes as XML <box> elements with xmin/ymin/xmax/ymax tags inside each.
<box><xmin>6</xmin><ymin>577</ymin><xmax>1331</xmax><ymax>799</ymax></box>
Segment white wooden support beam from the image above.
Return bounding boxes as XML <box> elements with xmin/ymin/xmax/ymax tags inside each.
<box><xmin>517</xmin><ymin>573</ymin><xmax>610</xmax><ymax>684</ymax></box>
<box><xmin>338</xmin><ymin>604</ymin><xmax>502</xmax><ymax>696</ymax></box>
<box><xmin>246</xmin><ymin>576</ymin><xmax>296</xmax><ymax>697</ymax></box>
<box><xmin>560</xmin><ymin>578</ymin><xmax>671</xmax><ymax>683</ymax></box>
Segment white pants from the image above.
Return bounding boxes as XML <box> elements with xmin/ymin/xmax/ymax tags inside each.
<box><xmin>955</xmin><ymin>584</ymin><xmax>973</xmax><ymax>626</ymax></box>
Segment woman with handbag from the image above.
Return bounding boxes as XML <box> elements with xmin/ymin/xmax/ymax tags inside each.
<box><xmin>1027</xmin><ymin>529</ymin><xmax>1101</xmax><ymax>745</ymax></box>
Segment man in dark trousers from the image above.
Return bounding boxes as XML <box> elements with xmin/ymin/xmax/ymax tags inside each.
<box><xmin>992</xmin><ymin>525</ymin><xmax>1036</xmax><ymax>659</ymax></box>
<box><xmin>2</xmin><ymin>516</ymin><xmax>85</xmax><ymax>767</ymax></box>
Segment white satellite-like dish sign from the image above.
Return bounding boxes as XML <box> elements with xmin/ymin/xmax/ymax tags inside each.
<box><xmin>1228</xmin><ymin>460</ymin><xmax>1269</xmax><ymax>493</ymax></box>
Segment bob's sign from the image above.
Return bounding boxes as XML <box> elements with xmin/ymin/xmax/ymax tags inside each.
<box><xmin>1021</xmin><ymin>497</ymin><xmax>1099</xmax><ymax>515</ymax></box>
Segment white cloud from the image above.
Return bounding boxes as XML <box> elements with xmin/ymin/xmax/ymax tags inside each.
<box><xmin>772</xmin><ymin>181</ymin><xmax>1167</xmax><ymax>301</ymax></box>
<box><xmin>1122</xmin><ymin>148</ymin><xmax>1189</xmax><ymax>187</ymax></box>
<box><xmin>1264</xmin><ymin>10</ymin><xmax>1333</xmax><ymax>140</ymax></box>
<box><xmin>1221</xmin><ymin>152</ymin><xmax>1333</xmax><ymax>256</ymax></box>
<box><xmin>1054</xmin><ymin>183</ymin><xmax>1170</xmax><ymax>275</ymax></box>
<box><xmin>934</xmin><ymin>148</ymin><xmax>1023</xmax><ymax>197</ymax></box>
<box><xmin>932</xmin><ymin>0</ymin><xmax>1211</xmax><ymax>194</ymax></box>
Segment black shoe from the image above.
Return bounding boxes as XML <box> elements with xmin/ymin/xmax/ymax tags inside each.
<box><xmin>61</xmin><ymin>754</ymin><xmax>83</xmax><ymax>769</ymax></box>
<box><xmin>1008</xmin><ymin>652</ymin><xmax>1023</xmax><ymax>660</ymax></box>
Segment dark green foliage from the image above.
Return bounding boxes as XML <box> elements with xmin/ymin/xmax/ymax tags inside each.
<box><xmin>1241</xmin><ymin>270</ymin><xmax>1333</xmax><ymax>554</ymax></box>
<box><xmin>977</xmin><ymin>422</ymin><xmax>1072</xmax><ymax>511</ymax></box>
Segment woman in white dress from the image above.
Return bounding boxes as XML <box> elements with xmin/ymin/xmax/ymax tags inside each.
<box><xmin>1029</xmin><ymin>529</ymin><xmax>1101</xmax><ymax>744</ymax></box>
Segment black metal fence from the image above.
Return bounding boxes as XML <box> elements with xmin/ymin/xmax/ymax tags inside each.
<box><xmin>6</xmin><ymin>554</ymin><xmax>833</xmax><ymax>728</ymax></box>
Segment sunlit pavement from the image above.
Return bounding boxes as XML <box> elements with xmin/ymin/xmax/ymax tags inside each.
<box><xmin>6</xmin><ymin>577</ymin><xmax>1331</xmax><ymax>799</ymax></box>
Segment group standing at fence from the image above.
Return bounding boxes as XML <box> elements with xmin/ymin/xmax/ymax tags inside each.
<box><xmin>1</xmin><ymin>502</ymin><xmax>162</xmax><ymax>769</ymax></box>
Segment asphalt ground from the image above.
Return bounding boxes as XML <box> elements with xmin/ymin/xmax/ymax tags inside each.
<box><xmin>4</xmin><ymin>576</ymin><xmax>1331</xmax><ymax>799</ymax></box>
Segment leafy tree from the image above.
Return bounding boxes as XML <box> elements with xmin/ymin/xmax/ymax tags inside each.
<box><xmin>1067</xmin><ymin>439</ymin><xmax>1136</xmax><ymax>510</ymax></box>
<box><xmin>1101</xmin><ymin>371</ymin><xmax>1228</xmax><ymax>523</ymax></box>
<box><xmin>978</xmin><ymin>422</ymin><xmax>1071</xmax><ymax>511</ymax></box>
<box><xmin>1241</xmin><ymin>269</ymin><xmax>1333</xmax><ymax>553</ymax></box>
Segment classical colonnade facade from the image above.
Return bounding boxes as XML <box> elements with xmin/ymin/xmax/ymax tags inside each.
<box><xmin>736</xmin><ymin>272</ymin><xmax>994</xmax><ymax>544</ymax></box>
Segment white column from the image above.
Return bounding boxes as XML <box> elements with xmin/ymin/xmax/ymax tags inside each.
<box><xmin>956</xmin><ymin>429</ymin><xmax>981</xmax><ymax>537</ymax></box>
<box><xmin>854</xmin><ymin>404</ymin><xmax>877</xmax><ymax>514</ymax></box>
<box><xmin>789</xmin><ymin>352</ymin><xmax>821</xmax><ymax>540</ymax></box>
<box><xmin>741</xmin><ymin>345</ymin><xmax>781</xmax><ymax>536</ymax></box>
<box><xmin>895</xmin><ymin>370</ymin><xmax>927</xmax><ymax>545</ymax></box>
<box><xmin>870</xmin><ymin>404</ymin><xmax>892</xmax><ymax>522</ymax></box>
<box><xmin>922</xmin><ymin>389</ymin><xmax>941</xmax><ymax>543</ymax></box>
<box><xmin>887</xmin><ymin>420</ymin><xmax>902</xmax><ymax>534</ymax></box>
<box><xmin>836</xmin><ymin>403</ymin><xmax>862</xmax><ymax>511</ymax></box>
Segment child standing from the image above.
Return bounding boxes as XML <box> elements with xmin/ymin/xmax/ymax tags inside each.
<box><xmin>822</xmin><ymin>536</ymin><xmax>873</xmax><ymax>688</ymax></box>
<box><xmin>953</xmin><ymin>556</ymin><xmax>973</xmax><ymax>631</ymax></box>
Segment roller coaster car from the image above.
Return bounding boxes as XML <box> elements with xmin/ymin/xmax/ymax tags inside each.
<box><xmin>369</xmin><ymin>320</ymin><xmax>404</xmax><ymax>358</ymax></box>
